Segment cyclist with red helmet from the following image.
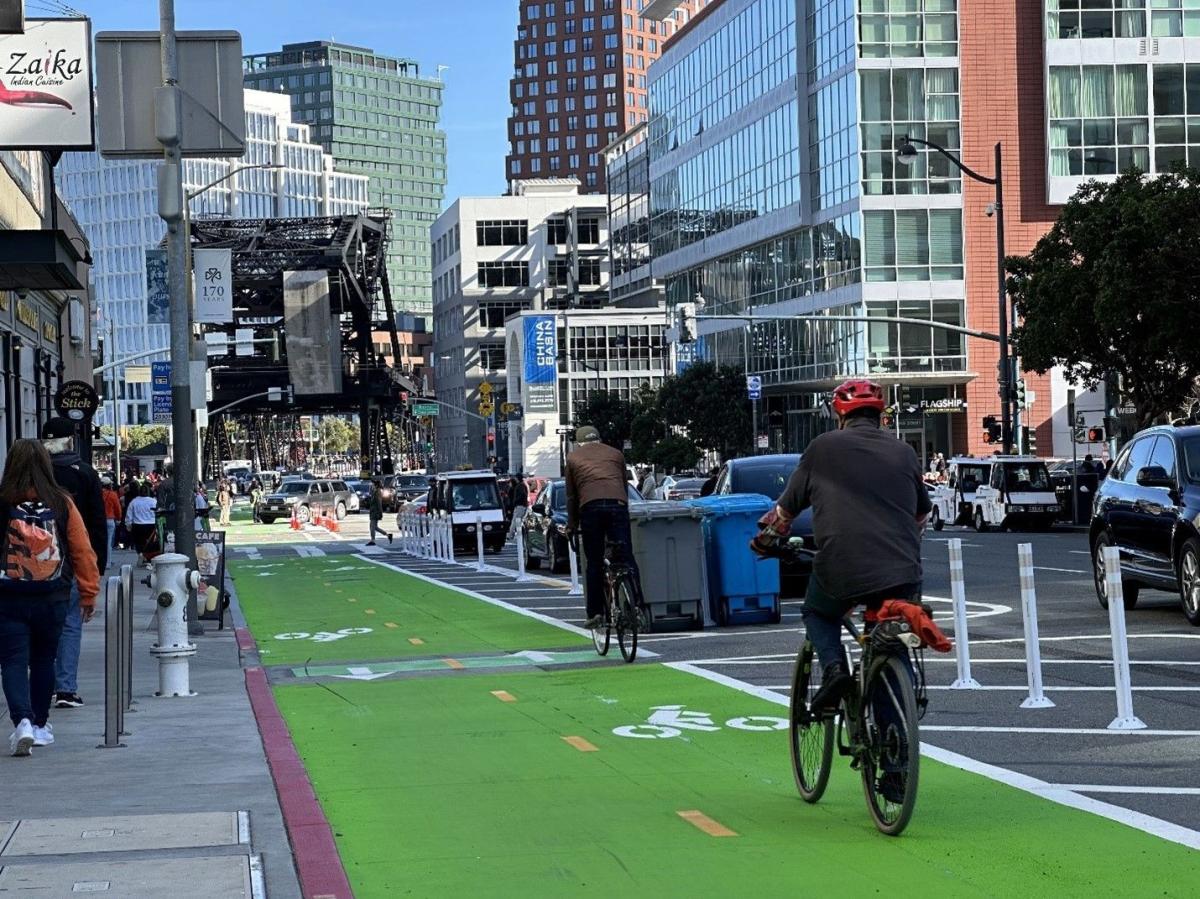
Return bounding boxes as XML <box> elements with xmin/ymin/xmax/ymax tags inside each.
<box><xmin>752</xmin><ymin>379</ymin><xmax>930</xmax><ymax>711</ymax></box>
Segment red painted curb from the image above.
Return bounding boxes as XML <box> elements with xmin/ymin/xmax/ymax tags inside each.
<box><xmin>235</xmin><ymin>627</ymin><xmax>257</xmax><ymax>652</ymax></box>
<box><xmin>244</xmin><ymin>666</ymin><xmax>354</xmax><ymax>899</ymax></box>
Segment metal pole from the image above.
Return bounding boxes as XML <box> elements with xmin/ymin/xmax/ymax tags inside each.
<box><xmin>995</xmin><ymin>142</ymin><xmax>1012</xmax><ymax>455</ymax></box>
<box><xmin>947</xmin><ymin>538</ymin><xmax>980</xmax><ymax>689</ymax></box>
<box><xmin>1068</xmin><ymin>389</ymin><xmax>1080</xmax><ymax>525</ymax></box>
<box><xmin>121</xmin><ymin>563</ymin><xmax>135</xmax><ymax>713</ymax></box>
<box><xmin>98</xmin><ymin>577</ymin><xmax>124</xmax><ymax>749</ymax></box>
<box><xmin>157</xmin><ymin>0</ymin><xmax>201</xmax><ymax>635</ymax></box>
<box><xmin>1017</xmin><ymin>544</ymin><xmax>1054</xmax><ymax>709</ymax></box>
<box><xmin>110</xmin><ymin>317</ymin><xmax>121</xmax><ymax>479</ymax></box>
<box><xmin>1103</xmin><ymin>546</ymin><xmax>1147</xmax><ymax>730</ymax></box>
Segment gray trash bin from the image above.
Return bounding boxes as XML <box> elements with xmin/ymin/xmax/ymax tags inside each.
<box><xmin>628</xmin><ymin>501</ymin><xmax>706</xmax><ymax>631</ymax></box>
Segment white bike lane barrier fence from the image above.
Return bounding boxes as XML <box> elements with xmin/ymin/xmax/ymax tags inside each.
<box><xmin>567</xmin><ymin>540</ymin><xmax>583</xmax><ymax>597</ymax></box>
<box><xmin>1104</xmin><ymin>545</ymin><xmax>1148</xmax><ymax>730</ymax></box>
<box><xmin>1017</xmin><ymin>543</ymin><xmax>1055</xmax><ymax>709</ymax></box>
<box><xmin>947</xmin><ymin>538</ymin><xmax>981</xmax><ymax>689</ymax></box>
<box><xmin>475</xmin><ymin>514</ymin><xmax>487</xmax><ymax>571</ymax></box>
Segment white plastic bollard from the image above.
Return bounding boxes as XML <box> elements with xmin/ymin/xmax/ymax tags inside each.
<box><xmin>567</xmin><ymin>539</ymin><xmax>583</xmax><ymax>596</ymax></box>
<box><xmin>404</xmin><ymin>513</ymin><xmax>413</xmax><ymax>554</ymax></box>
<box><xmin>438</xmin><ymin>516</ymin><xmax>451</xmax><ymax>562</ymax></box>
<box><xmin>425</xmin><ymin>514</ymin><xmax>436</xmax><ymax>558</ymax></box>
<box><xmin>148</xmin><ymin>553</ymin><xmax>200</xmax><ymax>698</ymax></box>
<box><xmin>1104</xmin><ymin>546</ymin><xmax>1147</xmax><ymax>730</ymax></box>
<box><xmin>1017</xmin><ymin>543</ymin><xmax>1054</xmax><ymax>709</ymax></box>
<box><xmin>475</xmin><ymin>513</ymin><xmax>487</xmax><ymax>570</ymax></box>
<box><xmin>947</xmin><ymin>538</ymin><xmax>981</xmax><ymax>689</ymax></box>
<box><xmin>515</xmin><ymin>522</ymin><xmax>532</xmax><ymax>582</ymax></box>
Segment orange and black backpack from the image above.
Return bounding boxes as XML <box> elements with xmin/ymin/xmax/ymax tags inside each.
<box><xmin>0</xmin><ymin>501</ymin><xmax>73</xmax><ymax>594</ymax></box>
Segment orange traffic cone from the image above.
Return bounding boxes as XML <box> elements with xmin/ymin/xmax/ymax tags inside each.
<box><xmin>290</xmin><ymin>506</ymin><xmax>301</xmax><ymax>530</ymax></box>
<box><xmin>328</xmin><ymin>515</ymin><xmax>340</xmax><ymax>534</ymax></box>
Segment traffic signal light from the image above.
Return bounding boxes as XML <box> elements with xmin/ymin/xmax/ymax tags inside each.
<box><xmin>1023</xmin><ymin>425</ymin><xmax>1037</xmax><ymax>454</ymax></box>
<box><xmin>1087</xmin><ymin>426</ymin><xmax>1106</xmax><ymax>443</ymax></box>
<box><xmin>982</xmin><ymin>415</ymin><xmax>1001</xmax><ymax>445</ymax></box>
<box><xmin>677</xmin><ymin>303</ymin><xmax>697</xmax><ymax>343</ymax></box>
<box><xmin>1015</xmin><ymin>380</ymin><xmax>1026</xmax><ymax>409</ymax></box>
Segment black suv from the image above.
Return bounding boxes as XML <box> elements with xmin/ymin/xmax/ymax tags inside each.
<box><xmin>1090</xmin><ymin>424</ymin><xmax>1200</xmax><ymax>625</ymax></box>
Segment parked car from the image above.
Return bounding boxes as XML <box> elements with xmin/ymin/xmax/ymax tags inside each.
<box><xmin>663</xmin><ymin>477</ymin><xmax>706</xmax><ymax>501</ymax></box>
<box><xmin>712</xmin><ymin>454</ymin><xmax>813</xmax><ymax>596</ymax></box>
<box><xmin>256</xmin><ymin>479</ymin><xmax>355</xmax><ymax>524</ymax></box>
<box><xmin>389</xmin><ymin>474</ymin><xmax>433</xmax><ymax>511</ymax></box>
<box><xmin>1090</xmin><ymin>425</ymin><xmax>1200</xmax><ymax>625</ymax></box>
<box><xmin>523</xmin><ymin>479</ymin><xmax>643</xmax><ymax>574</ymax></box>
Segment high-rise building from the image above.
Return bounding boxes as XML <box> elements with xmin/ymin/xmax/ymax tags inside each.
<box><xmin>616</xmin><ymin>0</ymin><xmax>1160</xmax><ymax>463</ymax></box>
<box><xmin>243</xmin><ymin>41</ymin><xmax>447</xmax><ymax>315</ymax></box>
<box><xmin>60</xmin><ymin>91</ymin><xmax>369</xmax><ymax>429</ymax></box>
<box><xmin>505</xmin><ymin>0</ymin><xmax>715</xmax><ymax>193</ymax></box>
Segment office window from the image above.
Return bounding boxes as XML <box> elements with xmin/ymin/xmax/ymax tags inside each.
<box><xmin>1047</xmin><ymin>0</ymin><xmax>1148</xmax><ymax>39</ymax></box>
<box><xmin>860</xmin><ymin>67</ymin><xmax>961</xmax><ymax>195</ymax></box>
<box><xmin>578</xmin><ymin>215</ymin><xmax>601</xmax><ymax>243</ymax></box>
<box><xmin>1048</xmin><ymin>64</ymin><xmax>1149</xmax><ymax>175</ymax></box>
<box><xmin>476</xmin><ymin>220</ymin><xmax>528</xmax><ymax>246</ymax></box>
<box><xmin>477</xmin><ymin>261</ymin><xmax>529</xmax><ymax>287</ymax></box>
<box><xmin>578</xmin><ymin>257</ymin><xmax>602</xmax><ymax>285</ymax></box>
<box><xmin>547</xmin><ymin>217</ymin><xmax>569</xmax><ymax>244</ymax></box>
<box><xmin>548</xmin><ymin>258</ymin><xmax>571</xmax><ymax>286</ymax></box>
<box><xmin>863</xmin><ymin>208</ymin><xmax>962</xmax><ymax>282</ymax></box>
<box><xmin>859</xmin><ymin>0</ymin><xmax>959</xmax><ymax>57</ymax></box>
<box><xmin>479</xmin><ymin>300</ymin><xmax>528</xmax><ymax>328</ymax></box>
<box><xmin>478</xmin><ymin>343</ymin><xmax>507</xmax><ymax>371</ymax></box>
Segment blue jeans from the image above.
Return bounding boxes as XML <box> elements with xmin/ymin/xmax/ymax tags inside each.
<box><xmin>0</xmin><ymin>593</ymin><xmax>70</xmax><ymax>726</ymax></box>
<box><xmin>53</xmin><ymin>582</ymin><xmax>82</xmax><ymax>695</ymax></box>
<box><xmin>106</xmin><ymin>520</ymin><xmax>116</xmax><ymax>559</ymax></box>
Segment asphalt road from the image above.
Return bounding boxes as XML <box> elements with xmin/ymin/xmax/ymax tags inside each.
<box><xmin>228</xmin><ymin>515</ymin><xmax>1200</xmax><ymax>835</ymax></box>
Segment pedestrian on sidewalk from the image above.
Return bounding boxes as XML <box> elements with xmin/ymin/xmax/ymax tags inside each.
<box><xmin>507</xmin><ymin>473</ymin><xmax>529</xmax><ymax>541</ymax></box>
<box><xmin>249</xmin><ymin>482</ymin><xmax>262</xmax><ymax>525</ymax></box>
<box><xmin>101</xmin><ymin>478</ymin><xmax>122</xmax><ymax>563</ymax></box>
<box><xmin>217</xmin><ymin>481</ymin><xmax>232</xmax><ymax>528</ymax></box>
<box><xmin>367</xmin><ymin>480</ymin><xmax>393</xmax><ymax>547</ymax></box>
<box><xmin>41</xmin><ymin>418</ymin><xmax>106</xmax><ymax>713</ymax></box>
<box><xmin>155</xmin><ymin>463</ymin><xmax>176</xmax><ymax>548</ymax></box>
<box><xmin>125</xmin><ymin>484</ymin><xmax>158</xmax><ymax>567</ymax></box>
<box><xmin>194</xmin><ymin>483</ymin><xmax>211</xmax><ymax>530</ymax></box>
<box><xmin>0</xmin><ymin>438</ymin><xmax>100</xmax><ymax>756</ymax></box>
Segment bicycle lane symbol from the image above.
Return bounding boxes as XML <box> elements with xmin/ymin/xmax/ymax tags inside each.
<box><xmin>273</xmin><ymin>627</ymin><xmax>373</xmax><ymax>643</ymax></box>
<box><xmin>612</xmin><ymin>705</ymin><xmax>787</xmax><ymax>739</ymax></box>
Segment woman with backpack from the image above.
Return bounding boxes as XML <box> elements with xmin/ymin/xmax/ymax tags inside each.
<box><xmin>0</xmin><ymin>438</ymin><xmax>100</xmax><ymax>757</ymax></box>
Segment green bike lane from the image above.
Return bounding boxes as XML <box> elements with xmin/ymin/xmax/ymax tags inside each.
<box><xmin>233</xmin><ymin>558</ymin><xmax>1200</xmax><ymax>898</ymax></box>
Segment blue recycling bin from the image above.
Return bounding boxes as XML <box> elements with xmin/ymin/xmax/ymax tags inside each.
<box><xmin>684</xmin><ymin>494</ymin><xmax>781</xmax><ymax>626</ymax></box>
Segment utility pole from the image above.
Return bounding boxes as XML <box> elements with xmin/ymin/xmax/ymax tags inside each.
<box><xmin>157</xmin><ymin>0</ymin><xmax>202</xmax><ymax>635</ymax></box>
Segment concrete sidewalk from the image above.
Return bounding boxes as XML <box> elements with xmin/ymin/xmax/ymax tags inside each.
<box><xmin>0</xmin><ymin>547</ymin><xmax>301</xmax><ymax>898</ymax></box>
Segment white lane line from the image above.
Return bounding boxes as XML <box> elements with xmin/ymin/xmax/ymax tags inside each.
<box><xmin>970</xmin><ymin>633</ymin><xmax>1200</xmax><ymax>645</ymax></box>
<box><xmin>665</xmin><ymin>661</ymin><xmax>1200</xmax><ymax>852</ymax></box>
<box><xmin>1052</xmin><ymin>785</ymin><xmax>1200</xmax><ymax>796</ymax></box>
<box><xmin>353</xmin><ymin>554</ymin><xmax>657</xmax><ymax>658</ymax></box>
<box><xmin>923</xmin><ymin>725</ymin><xmax>1200</xmax><ymax>736</ymax></box>
<box><xmin>1034</xmin><ymin>566</ymin><xmax>1088</xmax><ymax>574</ymax></box>
<box><xmin>926</xmin><ymin>685</ymin><xmax>1200</xmax><ymax>692</ymax></box>
<box><xmin>1070</xmin><ymin>550</ymin><xmax>1091</xmax><ymax>555</ymax></box>
<box><xmin>699</xmin><ymin>656</ymin><xmax>1200</xmax><ymax>667</ymax></box>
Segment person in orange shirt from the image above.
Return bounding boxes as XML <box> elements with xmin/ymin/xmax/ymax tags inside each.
<box><xmin>101</xmin><ymin>478</ymin><xmax>122</xmax><ymax>567</ymax></box>
<box><xmin>0</xmin><ymin>439</ymin><xmax>99</xmax><ymax>757</ymax></box>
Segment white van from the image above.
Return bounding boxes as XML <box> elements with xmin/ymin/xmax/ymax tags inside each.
<box><xmin>943</xmin><ymin>457</ymin><xmax>996</xmax><ymax>527</ymax></box>
<box><xmin>970</xmin><ymin>456</ymin><xmax>1059</xmax><ymax>532</ymax></box>
<box><xmin>428</xmin><ymin>470</ymin><xmax>506</xmax><ymax>553</ymax></box>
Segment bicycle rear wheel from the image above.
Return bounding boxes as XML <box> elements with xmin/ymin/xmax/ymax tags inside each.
<box><xmin>789</xmin><ymin>642</ymin><xmax>834</xmax><ymax>802</ymax></box>
<box><xmin>591</xmin><ymin>597</ymin><xmax>611</xmax><ymax>656</ymax></box>
<box><xmin>615</xmin><ymin>575</ymin><xmax>639</xmax><ymax>663</ymax></box>
<box><xmin>860</xmin><ymin>653</ymin><xmax>920</xmax><ymax>836</ymax></box>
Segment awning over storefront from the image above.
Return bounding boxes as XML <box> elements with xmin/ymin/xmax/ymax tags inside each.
<box><xmin>0</xmin><ymin>228</ymin><xmax>88</xmax><ymax>290</ymax></box>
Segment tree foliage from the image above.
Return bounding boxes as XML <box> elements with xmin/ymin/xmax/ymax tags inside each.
<box><xmin>656</xmin><ymin>362</ymin><xmax>752</xmax><ymax>458</ymax></box>
<box><xmin>573</xmin><ymin>390</ymin><xmax>639</xmax><ymax>449</ymax></box>
<box><xmin>1009</xmin><ymin>168</ymin><xmax>1200</xmax><ymax>428</ymax></box>
<box><xmin>319</xmin><ymin>417</ymin><xmax>358</xmax><ymax>454</ymax></box>
<box><xmin>123</xmin><ymin>425</ymin><xmax>169</xmax><ymax>452</ymax></box>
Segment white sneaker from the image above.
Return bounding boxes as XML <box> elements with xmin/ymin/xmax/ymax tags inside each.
<box><xmin>32</xmin><ymin>724</ymin><xmax>54</xmax><ymax>747</ymax></box>
<box><xmin>9</xmin><ymin>719</ymin><xmax>34</xmax><ymax>757</ymax></box>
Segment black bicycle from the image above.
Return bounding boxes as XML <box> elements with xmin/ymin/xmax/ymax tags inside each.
<box><xmin>758</xmin><ymin>540</ymin><xmax>929</xmax><ymax>836</ymax></box>
<box><xmin>571</xmin><ymin>535</ymin><xmax>644</xmax><ymax>662</ymax></box>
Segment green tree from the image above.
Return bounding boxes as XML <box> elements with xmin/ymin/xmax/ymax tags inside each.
<box><xmin>573</xmin><ymin>390</ymin><xmax>638</xmax><ymax>448</ymax></box>
<box><xmin>1009</xmin><ymin>168</ymin><xmax>1200</xmax><ymax>429</ymax></box>
<box><xmin>319</xmin><ymin>417</ymin><xmax>357</xmax><ymax>454</ymax></box>
<box><xmin>123</xmin><ymin>425</ymin><xmax>169</xmax><ymax>452</ymax></box>
<box><xmin>656</xmin><ymin>362</ymin><xmax>752</xmax><ymax>458</ymax></box>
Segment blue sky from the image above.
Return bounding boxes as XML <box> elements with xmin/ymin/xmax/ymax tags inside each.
<box><xmin>71</xmin><ymin>0</ymin><xmax>516</xmax><ymax>203</ymax></box>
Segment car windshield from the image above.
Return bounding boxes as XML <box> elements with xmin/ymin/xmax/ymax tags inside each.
<box><xmin>397</xmin><ymin>476</ymin><xmax>427</xmax><ymax>489</ymax></box>
<box><xmin>551</xmin><ymin>485</ymin><xmax>566</xmax><ymax>511</ymax></box>
<box><xmin>956</xmin><ymin>465</ymin><xmax>989</xmax><ymax>492</ymax></box>
<box><xmin>450</xmin><ymin>481</ymin><xmax>501</xmax><ymax>511</ymax></box>
<box><xmin>732</xmin><ymin>463</ymin><xmax>796</xmax><ymax>501</ymax></box>
<box><xmin>1005</xmin><ymin>463</ymin><xmax>1052</xmax><ymax>492</ymax></box>
<box><xmin>279</xmin><ymin>482</ymin><xmax>309</xmax><ymax>494</ymax></box>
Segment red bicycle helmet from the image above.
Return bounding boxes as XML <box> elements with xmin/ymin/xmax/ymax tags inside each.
<box><xmin>831</xmin><ymin>379</ymin><xmax>886</xmax><ymax>417</ymax></box>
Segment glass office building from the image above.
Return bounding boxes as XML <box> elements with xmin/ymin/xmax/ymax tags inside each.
<box><xmin>637</xmin><ymin>0</ymin><xmax>968</xmax><ymax>460</ymax></box>
<box><xmin>60</xmin><ymin>91</ymin><xmax>369</xmax><ymax>428</ymax></box>
<box><xmin>244</xmin><ymin>41</ymin><xmax>447</xmax><ymax>314</ymax></box>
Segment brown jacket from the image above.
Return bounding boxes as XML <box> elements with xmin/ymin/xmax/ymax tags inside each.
<box><xmin>565</xmin><ymin>442</ymin><xmax>628</xmax><ymax>529</ymax></box>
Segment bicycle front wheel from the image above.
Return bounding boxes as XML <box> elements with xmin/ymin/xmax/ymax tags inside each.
<box><xmin>789</xmin><ymin>642</ymin><xmax>833</xmax><ymax>802</ymax></box>
<box><xmin>615</xmin><ymin>576</ymin><xmax>639</xmax><ymax>663</ymax></box>
<box><xmin>591</xmin><ymin>599</ymin><xmax>611</xmax><ymax>657</ymax></box>
<box><xmin>860</xmin><ymin>653</ymin><xmax>921</xmax><ymax>836</ymax></box>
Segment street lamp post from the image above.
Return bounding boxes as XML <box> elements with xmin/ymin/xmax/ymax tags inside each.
<box><xmin>896</xmin><ymin>137</ymin><xmax>1013</xmax><ymax>454</ymax></box>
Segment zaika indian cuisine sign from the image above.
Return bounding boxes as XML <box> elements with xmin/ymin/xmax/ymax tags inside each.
<box><xmin>0</xmin><ymin>18</ymin><xmax>94</xmax><ymax>150</ymax></box>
